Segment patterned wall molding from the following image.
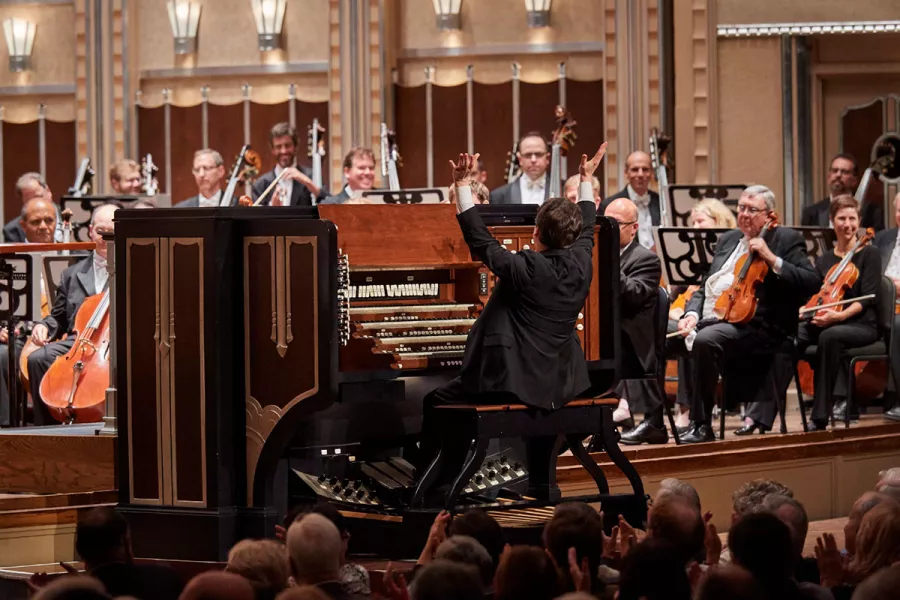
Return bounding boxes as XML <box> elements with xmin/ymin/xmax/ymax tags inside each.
<box><xmin>718</xmin><ymin>21</ymin><xmax>900</xmax><ymax>38</ymax></box>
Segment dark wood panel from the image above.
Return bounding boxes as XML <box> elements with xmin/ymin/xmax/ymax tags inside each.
<box><xmin>44</xmin><ymin>120</ymin><xmax>76</xmax><ymax>208</ymax></box>
<box><xmin>0</xmin><ymin>434</ymin><xmax>114</xmax><ymax>493</ymax></box>
<box><xmin>841</xmin><ymin>98</ymin><xmax>885</xmax><ymax>213</ymax></box>
<box><xmin>137</xmin><ymin>107</ymin><xmax>166</xmax><ymax>197</ymax></box>
<box><xmin>207</xmin><ymin>103</ymin><xmax>245</xmax><ymax>180</ymax></box>
<box><xmin>394</xmin><ymin>84</ymin><xmax>427</xmax><ymax>189</ymax></box>
<box><xmin>249</xmin><ymin>101</ymin><xmax>289</xmax><ymax>176</ymax></box>
<box><xmin>2</xmin><ymin>121</ymin><xmax>40</xmax><ymax>223</ymax></box>
<box><xmin>170</xmin><ymin>106</ymin><xmax>202</xmax><ymax>207</ymax></box>
<box><xmin>432</xmin><ymin>84</ymin><xmax>468</xmax><ymax>188</ymax></box>
<box><xmin>473</xmin><ymin>82</ymin><xmax>513</xmax><ymax>193</ymax></box>
<box><xmin>566</xmin><ymin>79</ymin><xmax>606</xmax><ymax>196</ymax></box>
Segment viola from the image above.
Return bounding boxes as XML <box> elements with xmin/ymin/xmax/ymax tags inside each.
<box><xmin>669</xmin><ymin>285</ymin><xmax>700</xmax><ymax>320</ymax></box>
<box><xmin>712</xmin><ymin>213</ymin><xmax>779</xmax><ymax>324</ymax></box>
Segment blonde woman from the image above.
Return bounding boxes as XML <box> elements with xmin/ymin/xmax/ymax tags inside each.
<box><xmin>690</xmin><ymin>198</ymin><xmax>736</xmax><ymax>229</ymax></box>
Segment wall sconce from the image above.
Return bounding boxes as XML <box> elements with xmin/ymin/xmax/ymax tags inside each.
<box><xmin>167</xmin><ymin>1</ymin><xmax>201</xmax><ymax>54</ymax></box>
<box><xmin>433</xmin><ymin>0</ymin><xmax>462</xmax><ymax>31</ymax></box>
<box><xmin>2</xmin><ymin>18</ymin><xmax>36</xmax><ymax>72</ymax></box>
<box><xmin>525</xmin><ymin>0</ymin><xmax>551</xmax><ymax>28</ymax></box>
<box><xmin>251</xmin><ymin>0</ymin><xmax>287</xmax><ymax>51</ymax></box>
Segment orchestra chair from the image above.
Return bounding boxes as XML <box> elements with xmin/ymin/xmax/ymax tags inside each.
<box><xmin>656</xmin><ymin>288</ymin><xmax>681</xmax><ymax>444</ymax></box>
<box><xmin>793</xmin><ymin>276</ymin><xmax>897</xmax><ymax>431</ymax></box>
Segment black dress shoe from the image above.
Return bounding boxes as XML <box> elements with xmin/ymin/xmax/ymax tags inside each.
<box><xmin>675</xmin><ymin>424</ymin><xmax>693</xmax><ymax>437</ymax></box>
<box><xmin>808</xmin><ymin>420</ymin><xmax>828</xmax><ymax>432</ymax></box>
<box><xmin>884</xmin><ymin>405</ymin><xmax>900</xmax><ymax>422</ymax></box>
<box><xmin>620</xmin><ymin>420</ymin><xmax>668</xmax><ymax>445</ymax></box>
<box><xmin>832</xmin><ymin>399</ymin><xmax>859</xmax><ymax>422</ymax></box>
<box><xmin>734</xmin><ymin>421</ymin><xmax>769</xmax><ymax>436</ymax></box>
<box><xmin>680</xmin><ymin>423</ymin><xmax>716</xmax><ymax>444</ymax></box>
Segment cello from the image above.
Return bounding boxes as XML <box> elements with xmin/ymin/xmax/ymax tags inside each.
<box><xmin>713</xmin><ymin>214</ymin><xmax>779</xmax><ymax>324</ymax></box>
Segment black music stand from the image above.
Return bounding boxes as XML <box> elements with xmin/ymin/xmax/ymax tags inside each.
<box><xmin>653</xmin><ymin>228</ymin><xmax>732</xmax><ymax>287</ymax></box>
<box><xmin>0</xmin><ymin>254</ymin><xmax>39</xmax><ymax>427</ymax></box>
<box><xmin>793</xmin><ymin>226</ymin><xmax>837</xmax><ymax>263</ymax></box>
<box><xmin>361</xmin><ymin>188</ymin><xmax>447</xmax><ymax>204</ymax></box>
<box><xmin>667</xmin><ymin>184</ymin><xmax>748</xmax><ymax>227</ymax></box>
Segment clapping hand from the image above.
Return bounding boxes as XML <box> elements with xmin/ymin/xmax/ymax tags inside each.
<box><xmin>383</xmin><ymin>563</ymin><xmax>410</xmax><ymax>600</ymax></box>
<box><xmin>815</xmin><ymin>532</ymin><xmax>847</xmax><ymax>588</ymax></box>
<box><xmin>579</xmin><ymin>143</ymin><xmax>608</xmax><ymax>181</ymax></box>
<box><xmin>568</xmin><ymin>547</ymin><xmax>592</xmax><ymax>593</ymax></box>
<box><xmin>449</xmin><ymin>153</ymin><xmax>480</xmax><ymax>187</ymax></box>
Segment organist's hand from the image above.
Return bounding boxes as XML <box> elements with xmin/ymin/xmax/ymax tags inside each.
<box><xmin>579</xmin><ymin>142</ymin><xmax>608</xmax><ymax>182</ymax></box>
<box><xmin>677</xmin><ymin>314</ymin><xmax>698</xmax><ymax>336</ymax></box>
<box><xmin>449</xmin><ymin>153</ymin><xmax>480</xmax><ymax>187</ymax></box>
<box><xmin>31</xmin><ymin>323</ymin><xmax>49</xmax><ymax>347</ymax></box>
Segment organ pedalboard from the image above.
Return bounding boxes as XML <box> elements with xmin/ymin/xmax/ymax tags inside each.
<box><xmin>293</xmin><ymin>451</ymin><xmax>528</xmax><ymax>508</ymax></box>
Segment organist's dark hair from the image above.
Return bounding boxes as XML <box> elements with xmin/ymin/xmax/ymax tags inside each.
<box><xmin>535</xmin><ymin>198</ymin><xmax>582</xmax><ymax>249</ymax></box>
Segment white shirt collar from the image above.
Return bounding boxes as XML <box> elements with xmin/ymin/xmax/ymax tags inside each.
<box><xmin>344</xmin><ymin>185</ymin><xmax>362</xmax><ymax>200</ymax></box>
<box><xmin>627</xmin><ymin>184</ymin><xmax>651</xmax><ymax>203</ymax></box>
<box><xmin>199</xmin><ymin>189</ymin><xmax>222</xmax><ymax>206</ymax></box>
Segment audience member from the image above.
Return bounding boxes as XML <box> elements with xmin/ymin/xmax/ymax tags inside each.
<box><xmin>731</xmin><ymin>479</ymin><xmax>793</xmax><ymax>522</ymax></box>
<box><xmin>761</xmin><ymin>494</ymin><xmax>818</xmax><ymax>584</ymax></box>
<box><xmin>843</xmin><ymin>492</ymin><xmax>897</xmax><ymax>556</ymax></box>
<box><xmin>542</xmin><ymin>503</ymin><xmax>605</xmax><ymax>597</ymax></box>
<box><xmin>695</xmin><ymin>566</ymin><xmax>765</xmax><ymax>600</ymax></box>
<box><xmin>850</xmin><ymin>565</ymin><xmax>900</xmax><ymax>600</ymax></box>
<box><xmin>225</xmin><ymin>539</ymin><xmax>290</xmax><ymax>600</ymax></box>
<box><xmin>617</xmin><ymin>538</ymin><xmax>691</xmax><ymax>600</ymax></box>
<box><xmin>275</xmin><ymin>587</ymin><xmax>331</xmax><ymax>600</ymax></box>
<box><xmin>493</xmin><ymin>545</ymin><xmax>560</xmax><ymax>600</ymax></box>
<box><xmin>32</xmin><ymin>577</ymin><xmax>111</xmax><ymax>600</ymax></box>
<box><xmin>447</xmin><ymin>509</ymin><xmax>506</xmax><ymax>577</ymax></box>
<box><xmin>847</xmin><ymin>502</ymin><xmax>900</xmax><ymax>584</ymax></box>
<box><xmin>874</xmin><ymin>468</ymin><xmax>900</xmax><ymax>502</ymax></box>
<box><xmin>286</xmin><ymin>514</ymin><xmax>365</xmax><ymax>600</ymax></box>
<box><xmin>408</xmin><ymin>560</ymin><xmax>482</xmax><ymax>600</ymax></box>
<box><xmin>433</xmin><ymin>536</ymin><xmax>493</xmax><ymax>590</ymax></box>
<box><xmin>656</xmin><ymin>478</ymin><xmax>702</xmax><ymax>512</ymax></box>
<box><xmin>646</xmin><ymin>494</ymin><xmax>705</xmax><ymax>566</ymax></box>
<box><xmin>179</xmin><ymin>572</ymin><xmax>255</xmax><ymax>600</ymax></box>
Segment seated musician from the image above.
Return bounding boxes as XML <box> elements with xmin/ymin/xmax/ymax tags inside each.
<box><xmin>489</xmin><ymin>132</ymin><xmax>552</xmax><ymax>205</ymax></box>
<box><xmin>418</xmin><ymin>143</ymin><xmax>607</xmax><ymax>501</ymax></box>
<box><xmin>321</xmin><ymin>147</ymin><xmax>377</xmax><ymax>204</ymax></box>
<box><xmin>3</xmin><ymin>173</ymin><xmax>62</xmax><ymax>243</ymax></box>
<box><xmin>672</xmin><ymin>185</ymin><xmax>820</xmax><ymax>443</ymax></box>
<box><xmin>872</xmin><ymin>190</ymin><xmax>900</xmax><ymax>422</ymax></box>
<box><xmin>27</xmin><ymin>203</ymin><xmax>118</xmax><ymax>425</ymax></box>
<box><xmin>600</xmin><ymin>151</ymin><xmax>659</xmax><ymax>250</ymax></box>
<box><xmin>174</xmin><ymin>149</ymin><xmax>227</xmax><ymax>208</ymax></box>
<box><xmin>445</xmin><ymin>181</ymin><xmax>489</xmax><ymax>206</ymax></box>
<box><xmin>564</xmin><ymin>174</ymin><xmax>600</xmax><ymax>207</ymax></box>
<box><xmin>0</xmin><ymin>197</ymin><xmax>57</xmax><ymax>426</ymax></box>
<box><xmin>802</xmin><ymin>153</ymin><xmax>883</xmax><ymax>232</ymax></box>
<box><xmin>109</xmin><ymin>159</ymin><xmax>143</xmax><ymax>195</ymax></box>
<box><xmin>253</xmin><ymin>122</ymin><xmax>327</xmax><ymax>206</ymax></box>
<box><xmin>601</xmin><ymin>198</ymin><xmax>666</xmax><ymax>445</ymax></box>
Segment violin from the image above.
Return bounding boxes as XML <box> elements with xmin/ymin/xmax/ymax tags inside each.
<box><xmin>802</xmin><ymin>228</ymin><xmax>874</xmax><ymax>321</ymax></box>
<box><xmin>669</xmin><ymin>285</ymin><xmax>700</xmax><ymax>320</ymax></box>
<box><xmin>712</xmin><ymin>213</ymin><xmax>779</xmax><ymax>324</ymax></box>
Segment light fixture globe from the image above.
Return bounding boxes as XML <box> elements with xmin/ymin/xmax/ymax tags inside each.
<box><xmin>251</xmin><ymin>0</ymin><xmax>287</xmax><ymax>51</ymax></box>
<box><xmin>166</xmin><ymin>1</ymin><xmax>201</xmax><ymax>55</ymax></box>
<box><xmin>525</xmin><ymin>0</ymin><xmax>551</xmax><ymax>28</ymax></box>
<box><xmin>3</xmin><ymin>18</ymin><xmax>36</xmax><ymax>72</ymax></box>
<box><xmin>433</xmin><ymin>0</ymin><xmax>462</xmax><ymax>31</ymax></box>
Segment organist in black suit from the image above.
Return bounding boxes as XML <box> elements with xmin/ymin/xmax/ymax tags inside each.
<box><xmin>489</xmin><ymin>133</ymin><xmax>553</xmax><ymax>205</ymax></box>
<box><xmin>252</xmin><ymin>122</ymin><xmax>327</xmax><ymax>206</ymax></box>
<box><xmin>874</xmin><ymin>190</ymin><xmax>900</xmax><ymax>422</ymax></box>
<box><xmin>419</xmin><ymin>144</ymin><xmax>607</xmax><ymax>500</ymax></box>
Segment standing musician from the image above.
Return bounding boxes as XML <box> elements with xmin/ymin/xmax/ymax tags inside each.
<box><xmin>489</xmin><ymin>132</ymin><xmax>552</xmax><ymax>205</ymax></box>
<box><xmin>672</xmin><ymin>185</ymin><xmax>821</xmax><ymax>443</ymax></box>
<box><xmin>109</xmin><ymin>160</ymin><xmax>143</xmax><ymax>195</ymax></box>
<box><xmin>802</xmin><ymin>153</ymin><xmax>883</xmax><ymax>231</ymax></box>
<box><xmin>0</xmin><ymin>197</ymin><xmax>57</xmax><ymax>426</ymax></box>
<box><xmin>321</xmin><ymin>147</ymin><xmax>377</xmax><ymax>204</ymax></box>
<box><xmin>3</xmin><ymin>173</ymin><xmax>62</xmax><ymax>244</ymax></box>
<box><xmin>26</xmin><ymin>204</ymin><xmax>117</xmax><ymax>425</ymax></box>
<box><xmin>174</xmin><ymin>150</ymin><xmax>227</xmax><ymax>208</ymax></box>
<box><xmin>252</xmin><ymin>122</ymin><xmax>327</xmax><ymax>206</ymax></box>
<box><xmin>600</xmin><ymin>151</ymin><xmax>660</xmax><ymax>250</ymax></box>
<box><xmin>873</xmin><ymin>190</ymin><xmax>900</xmax><ymax>422</ymax></box>
<box><xmin>418</xmin><ymin>143</ymin><xmax>607</xmax><ymax>501</ymax></box>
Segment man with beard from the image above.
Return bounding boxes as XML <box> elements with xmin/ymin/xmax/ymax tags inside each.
<box><xmin>801</xmin><ymin>153</ymin><xmax>883</xmax><ymax>231</ymax></box>
<box><xmin>252</xmin><ymin>122</ymin><xmax>328</xmax><ymax>206</ymax></box>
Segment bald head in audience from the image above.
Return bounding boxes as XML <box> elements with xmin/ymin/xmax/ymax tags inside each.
<box><xmin>286</xmin><ymin>513</ymin><xmax>343</xmax><ymax>586</ymax></box>
<box><xmin>647</xmin><ymin>494</ymin><xmax>705</xmax><ymax>566</ymax></box>
<box><xmin>32</xmin><ymin>577</ymin><xmax>111</xmax><ymax>600</ymax></box>
<box><xmin>179</xmin><ymin>572</ymin><xmax>254</xmax><ymax>600</ymax></box>
<box><xmin>656</xmin><ymin>478</ymin><xmax>701</xmax><ymax>513</ymax></box>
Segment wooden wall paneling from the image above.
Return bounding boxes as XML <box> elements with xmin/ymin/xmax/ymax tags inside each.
<box><xmin>841</xmin><ymin>99</ymin><xmax>886</xmax><ymax>216</ymax></box>
<box><xmin>393</xmin><ymin>84</ymin><xmax>428</xmax><ymax>189</ymax></box>
<box><xmin>137</xmin><ymin>107</ymin><xmax>167</xmax><ymax>197</ymax></box>
<box><xmin>248</xmin><ymin>102</ymin><xmax>289</xmax><ymax>173</ymax></box>
<box><xmin>473</xmin><ymin>82</ymin><xmax>514</xmax><ymax>191</ymax></box>
<box><xmin>207</xmin><ymin>103</ymin><xmax>246</xmax><ymax>179</ymax></box>
<box><xmin>292</xmin><ymin>101</ymin><xmax>330</xmax><ymax>186</ymax></box>
<box><xmin>2</xmin><ymin>121</ymin><xmax>40</xmax><ymax>224</ymax></box>
<box><xmin>43</xmin><ymin>120</ymin><xmax>77</xmax><ymax>208</ymax></box>
<box><xmin>566</xmin><ymin>80</ymin><xmax>606</xmax><ymax>195</ymax></box>
<box><xmin>170</xmin><ymin>106</ymin><xmax>203</xmax><ymax>207</ymax></box>
<box><xmin>519</xmin><ymin>81</ymin><xmax>562</xmax><ymax>144</ymax></box>
<box><xmin>431</xmin><ymin>84</ymin><xmax>468</xmax><ymax>188</ymax></box>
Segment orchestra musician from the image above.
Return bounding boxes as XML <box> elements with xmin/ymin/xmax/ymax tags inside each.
<box><xmin>564</xmin><ymin>174</ymin><xmax>600</xmax><ymax>207</ymax></box>
<box><xmin>873</xmin><ymin>190</ymin><xmax>900</xmax><ymax>422</ymax></box>
<box><xmin>3</xmin><ymin>173</ymin><xmax>62</xmax><ymax>243</ymax></box>
<box><xmin>472</xmin><ymin>155</ymin><xmax>488</xmax><ymax>185</ymax></box>
<box><xmin>321</xmin><ymin>147</ymin><xmax>377</xmax><ymax>204</ymax></box>
<box><xmin>600</xmin><ymin>151</ymin><xmax>660</xmax><ymax>250</ymax></box>
<box><xmin>418</xmin><ymin>144</ymin><xmax>607</xmax><ymax>500</ymax></box>
<box><xmin>801</xmin><ymin>153</ymin><xmax>883</xmax><ymax>231</ymax></box>
<box><xmin>174</xmin><ymin>150</ymin><xmax>227</xmax><ymax>208</ymax></box>
<box><xmin>489</xmin><ymin>132</ymin><xmax>552</xmax><ymax>205</ymax></box>
<box><xmin>672</xmin><ymin>185</ymin><xmax>821</xmax><ymax>443</ymax></box>
<box><xmin>109</xmin><ymin>159</ymin><xmax>143</xmax><ymax>195</ymax></box>
<box><xmin>252</xmin><ymin>122</ymin><xmax>327</xmax><ymax>206</ymax></box>
<box><xmin>600</xmin><ymin>198</ymin><xmax>666</xmax><ymax>445</ymax></box>
<box><xmin>26</xmin><ymin>203</ymin><xmax>117</xmax><ymax>425</ymax></box>
<box><xmin>0</xmin><ymin>197</ymin><xmax>57</xmax><ymax>426</ymax></box>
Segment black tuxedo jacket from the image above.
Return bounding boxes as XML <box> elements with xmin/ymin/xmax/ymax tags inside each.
<box><xmin>321</xmin><ymin>188</ymin><xmax>350</xmax><ymax>205</ymax></box>
<box><xmin>173</xmin><ymin>195</ymin><xmax>200</xmax><ymax>208</ymax></box>
<box><xmin>251</xmin><ymin>165</ymin><xmax>328</xmax><ymax>206</ymax></box>
<box><xmin>489</xmin><ymin>174</ymin><xmax>552</xmax><ymax>205</ymax></box>
<box><xmin>2</xmin><ymin>217</ymin><xmax>25</xmax><ymax>243</ymax></box>
<box><xmin>456</xmin><ymin>201</ymin><xmax>596</xmax><ymax>410</ymax></box>
<box><xmin>874</xmin><ymin>226</ymin><xmax>899</xmax><ymax>274</ymax></box>
<box><xmin>619</xmin><ymin>240</ymin><xmax>662</xmax><ymax>376</ymax></box>
<box><xmin>600</xmin><ymin>187</ymin><xmax>661</xmax><ymax>226</ymax></box>
<box><xmin>801</xmin><ymin>197</ymin><xmax>884</xmax><ymax>231</ymax></box>
<box><xmin>42</xmin><ymin>256</ymin><xmax>96</xmax><ymax>339</ymax></box>
<box><xmin>685</xmin><ymin>227</ymin><xmax>821</xmax><ymax>337</ymax></box>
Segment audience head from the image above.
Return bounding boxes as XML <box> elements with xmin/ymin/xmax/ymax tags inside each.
<box><xmin>16</xmin><ymin>172</ymin><xmax>52</xmax><ymax>205</ymax></box>
<box><xmin>411</xmin><ymin>559</ymin><xmax>483</xmax><ymax>600</ymax></box>
<box><xmin>760</xmin><ymin>494</ymin><xmax>808</xmax><ymax>562</ymax></box>
<box><xmin>618</xmin><ymin>538</ymin><xmax>691</xmax><ymax>600</ymax></box>
<box><xmin>20</xmin><ymin>197</ymin><xmax>57</xmax><ymax>243</ymax></box>
<box><xmin>131</xmin><ymin>199</ymin><xmax>157</xmax><ymax>209</ymax></box>
<box><xmin>845</xmin><ymin>491</ymin><xmax>896</xmax><ymax>555</ymax></box>
<box><xmin>75</xmin><ymin>507</ymin><xmax>132</xmax><ymax>569</ymax></box>
<box><xmin>564</xmin><ymin>174</ymin><xmax>600</xmax><ymax>206</ymax></box>
<box><xmin>851</xmin><ymin>565</ymin><xmax>900</xmax><ymax>600</ymax></box>
<box><xmin>300</xmin><ymin>503</ymin><xmax>351</xmax><ymax>562</ymax></box>
<box><xmin>517</xmin><ymin>132</ymin><xmax>550</xmax><ymax>181</ymax></box>
<box><xmin>225</xmin><ymin>539</ymin><xmax>290</xmax><ymax>600</ymax></box>
<box><xmin>656</xmin><ymin>478</ymin><xmax>701</xmax><ymax>513</ymax></box>
<box><xmin>828</xmin><ymin>152</ymin><xmax>859</xmax><ymax>196</ymax></box>
<box><xmin>736</xmin><ymin>186</ymin><xmax>776</xmax><ymax>239</ymax></box>
<box><xmin>534</xmin><ymin>197</ymin><xmax>583</xmax><ymax>250</ymax></box>
<box><xmin>343</xmin><ymin>147</ymin><xmax>376</xmax><ymax>191</ymax></box>
<box><xmin>696</xmin><ymin>565</ymin><xmax>765</xmax><ymax>600</ymax></box>
<box><xmin>542</xmin><ymin>502</ymin><xmax>604</xmax><ymax>594</ymax></box>
<box><xmin>447</xmin><ymin>509</ymin><xmax>505</xmax><ymax>576</ymax></box>
<box><xmin>848</xmin><ymin>501</ymin><xmax>900</xmax><ymax>583</ymax></box>
<box><xmin>691</xmin><ymin>198</ymin><xmax>736</xmax><ymax>229</ymax></box>
<box><xmin>494</xmin><ymin>545</ymin><xmax>560</xmax><ymax>600</ymax></box>
<box><xmin>192</xmin><ymin>149</ymin><xmax>226</xmax><ymax>198</ymax></box>
<box><xmin>109</xmin><ymin>159</ymin><xmax>143</xmax><ymax>195</ymax></box>
<box><xmin>728</xmin><ymin>512</ymin><xmax>795</xmax><ymax>593</ymax></box>
<box><xmin>646</xmin><ymin>494</ymin><xmax>705</xmax><ymax>566</ymax></box>
<box><xmin>274</xmin><ymin>587</ymin><xmax>330</xmax><ymax>600</ymax></box>
<box><xmin>731</xmin><ymin>478</ymin><xmax>792</xmax><ymax>522</ymax></box>
<box><xmin>285</xmin><ymin>513</ymin><xmax>342</xmax><ymax>586</ymax></box>
<box><xmin>269</xmin><ymin>122</ymin><xmax>299</xmax><ymax>168</ymax></box>
<box><xmin>875</xmin><ymin>467</ymin><xmax>900</xmax><ymax>502</ymax></box>
<box><xmin>179</xmin><ymin>571</ymin><xmax>255</xmax><ymax>600</ymax></box>
<box><xmin>32</xmin><ymin>577</ymin><xmax>111</xmax><ymax>600</ymax></box>
<box><xmin>434</xmin><ymin>536</ymin><xmax>493</xmax><ymax>589</ymax></box>
<box><xmin>624</xmin><ymin>151</ymin><xmax>653</xmax><ymax>196</ymax></box>
<box><xmin>604</xmin><ymin>197</ymin><xmax>639</xmax><ymax>249</ymax></box>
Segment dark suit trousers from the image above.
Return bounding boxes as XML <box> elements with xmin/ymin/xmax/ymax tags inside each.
<box><xmin>0</xmin><ymin>337</ymin><xmax>26</xmax><ymax>427</ymax></box>
<box><xmin>884</xmin><ymin>315</ymin><xmax>900</xmax><ymax>404</ymax></box>
<box><xmin>27</xmin><ymin>339</ymin><xmax>74</xmax><ymax>426</ymax></box>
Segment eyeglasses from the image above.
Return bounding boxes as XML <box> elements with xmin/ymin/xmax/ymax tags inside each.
<box><xmin>192</xmin><ymin>165</ymin><xmax>217</xmax><ymax>174</ymax></box>
<box><xmin>520</xmin><ymin>152</ymin><xmax>547</xmax><ymax>160</ymax></box>
<box><xmin>614</xmin><ymin>219</ymin><xmax>637</xmax><ymax>227</ymax></box>
<box><xmin>736</xmin><ymin>204</ymin><xmax>765</xmax><ymax>215</ymax></box>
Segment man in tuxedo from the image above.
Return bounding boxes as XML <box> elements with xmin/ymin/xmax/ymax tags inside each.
<box><xmin>873</xmin><ymin>190</ymin><xmax>900</xmax><ymax>421</ymax></box>
<box><xmin>321</xmin><ymin>147</ymin><xmax>376</xmax><ymax>204</ymax></box>
<box><xmin>600</xmin><ymin>197</ymin><xmax>667</xmax><ymax>445</ymax></box>
<box><xmin>489</xmin><ymin>132</ymin><xmax>552</xmax><ymax>205</ymax></box>
<box><xmin>3</xmin><ymin>173</ymin><xmax>62</xmax><ymax>243</ymax></box>
<box><xmin>419</xmin><ymin>144</ymin><xmax>607</xmax><ymax>501</ymax></box>
<box><xmin>252</xmin><ymin>122</ymin><xmax>327</xmax><ymax>206</ymax></box>
<box><xmin>109</xmin><ymin>159</ymin><xmax>143</xmax><ymax>195</ymax></box>
<box><xmin>27</xmin><ymin>203</ymin><xmax>118</xmax><ymax>425</ymax></box>
<box><xmin>801</xmin><ymin>153</ymin><xmax>883</xmax><ymax>231</ymax></box>
<box><xmin>174</xmin><ymin>149</ymin><xmax>227</xmax><ymax>208</ymax></box>
<box><xmin>600</xmin><ymin>151</ymin><xmax>660</xmax><ymax>250</ymax></box>
<box><xmin>672</xmin><ymin>185</ymin><xmax>821</xmax><ymax>443</ymax></box>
